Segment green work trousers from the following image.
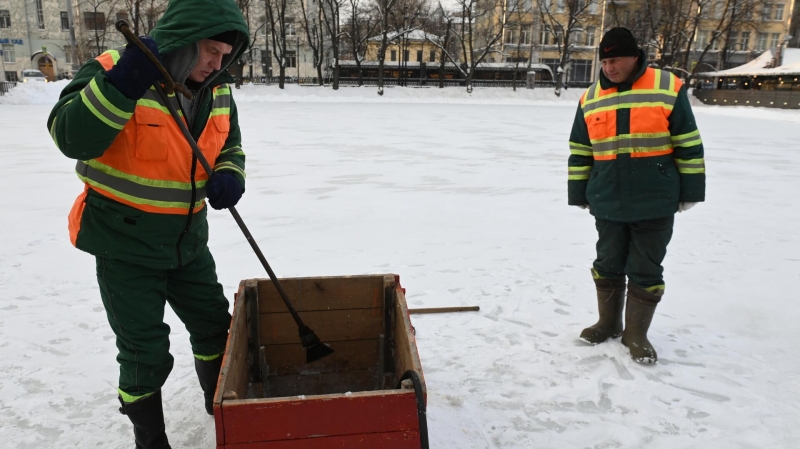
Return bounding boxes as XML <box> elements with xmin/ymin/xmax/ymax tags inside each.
<box><xmin>96</xmin><ymin>246</ymin><xmax>231</xmax><ymax>400</ymax></box>
<box><xmin>592</xmin><ymin>216</ymin><xmax>674</xmax><ymax>291</ymax></box>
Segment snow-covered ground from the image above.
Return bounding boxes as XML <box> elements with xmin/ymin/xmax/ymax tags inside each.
<box><xmin>1</xmin><ymin>82</ymin><xmax>799</xmax><ymax>448</ymax></box>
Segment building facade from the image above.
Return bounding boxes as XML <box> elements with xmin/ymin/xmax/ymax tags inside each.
<box><xmin>0</xmin><ymin>0</ymin><xmax>133</xmax><ymax>82</ymax></box>
<box><xmin>474</xmin><ymin>0</ymin><xmax>796</xmax><ymax>84</ymax></box>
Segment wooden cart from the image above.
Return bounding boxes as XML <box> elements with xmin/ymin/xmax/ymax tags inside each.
<box><xmin>213</xmin><ymin>274</ymin><xmax>427</xmax><ymax>448</ymax></box>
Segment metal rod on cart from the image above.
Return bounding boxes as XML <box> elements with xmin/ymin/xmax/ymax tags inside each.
<box><xmin>408</xmin><ymin>306</ymin><xmax>480</xmax><ymax>315</ymax></box>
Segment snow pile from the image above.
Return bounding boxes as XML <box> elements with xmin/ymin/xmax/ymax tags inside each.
<box><xmin>0</xmin><ymin>80</ymin><xmax>69</xmax><ymax>105</ymax></box>
<box><xmin>233</xmin><ymin>83</ymin><xmax>585</xmax><ymax>105</ymax></box>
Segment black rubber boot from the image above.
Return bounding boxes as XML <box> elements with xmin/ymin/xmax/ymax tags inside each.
<box><xmin>195</xmin><ymin>356</ymin><xmax>223</xmax><ymax>415</ymax></box>
<box><xmin>621</xmin><ymin>284</ymin><xmax>661</xmax><ymax>364</ymax></box>
<box><xmin>580</xmin><ymin>276</ymin><xmax>626</xmax><ymax>344</ymax></box>
<box><xmin>118</xmin><ymin>390</ymin><xmax>171</xmax><ymax>449</ymax></box>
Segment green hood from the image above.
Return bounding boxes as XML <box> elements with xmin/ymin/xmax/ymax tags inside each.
<box><xmin>150</xmin><ymin>0</ymin><xmax>249</xmax><ymax>63</ymax></box>
<box><xmin>149</xmin><ymin>0</ymin><xmax>249</xmax><ymax>89</ymax></box>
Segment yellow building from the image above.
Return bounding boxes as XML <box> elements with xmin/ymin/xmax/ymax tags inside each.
<box><xmin>364</xmin><ymin>30</ymin><xmax>441</xmax><ymax>64</ymax></box>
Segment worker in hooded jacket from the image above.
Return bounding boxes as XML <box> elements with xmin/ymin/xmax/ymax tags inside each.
<box><xmin>568</xmin><ymin>28</ymin><xmax>706</xmax><ymax>365</ymax></box>
<box><xmin>47</xmin><ymin>0</ymin><xmax>249</xmax><ymax>446</ymax></box>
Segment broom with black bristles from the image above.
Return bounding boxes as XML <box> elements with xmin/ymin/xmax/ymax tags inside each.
<box><xmin>115</xmin><ymin>20</ymin><xmax>334</xmax><ymax>364</ymax></box>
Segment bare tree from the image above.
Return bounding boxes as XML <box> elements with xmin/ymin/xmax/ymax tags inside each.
<box><xmin>372</xmin><ymin>0</ymin><xmax>401</xmax><ymax>95</ymax></box>
<box><xmin>425</xmin><ymin>0</ymin><xmax>510</xmax><ymax>93</ymax></box>
<box><xmin>300</xmin><ymin>0</ymin><xmax>327</xmax><ymax>84</ymax></box>
<box><xmin>266</xmin><ymin>0</ymin><xmax>290</xmax><ymax>88</ymax></box>
<box><xmin>78</xmin><ymin>0</ymin><xmax>122</xmax><ymax>59</ymax></box>
<box><xmin>388</xmin><ymin>0</ymin><xmax>428</xmax><ymax>86</ymax></box>
<box><xmin>505</xmin><ymin>0</ymin><xmax>534</xmax><ymax>91</ymax></box>
<box><xmin>539</xmin><ymin>0</ymin><xmax>594</xmax><ymax>96</ymax></box>
<box><xmin>426</xmin><ymin>5</ymin><xmax>455</xmax><ymax>88</ymax></box>
<box><xmin>684</xmin><ymin>0</ymin><xmax>763</xmax><ymax>83</ymax></box>
<box><xmin>320</xmin><ymin>0</ymin><xmax>346</xmax><ymax>89</ymax></box>
<box><xmin>346</xmin><ymin>0</ymin><xmax>379</xmax><ymax>85</ymax></box>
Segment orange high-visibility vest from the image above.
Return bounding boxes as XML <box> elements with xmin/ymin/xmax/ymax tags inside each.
<box><xmin>73</xmin><ymin>49</ymin><xmax>232</xmax><ymax>215</ymax></box>
<box><xmin>579</xmin><ymin>67</ymin><xmax>682</xmax><ymax>161</ymax></box>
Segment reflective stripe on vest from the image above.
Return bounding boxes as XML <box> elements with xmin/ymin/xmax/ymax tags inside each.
<box><xmin>78</xmin><ymin>49</ymin><xmax>233</xmax><ymax>214</ymax></box>
<box><xmin>580</xmin><ymin>68</ymin><xmax>681</xmax><ymax>161</ymax></box>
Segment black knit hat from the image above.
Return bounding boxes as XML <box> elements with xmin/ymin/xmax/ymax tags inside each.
<box><xmin>207</xmin><ymin>30</ymin><xmax>239</xmax><ymax>46</ymax></box>
<box><xmin>599</xmin><ymin>27</ymin><xmax>639</xmax><ymax>60</ymax></box>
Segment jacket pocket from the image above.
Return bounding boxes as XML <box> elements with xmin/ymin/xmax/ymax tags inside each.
<box><xmin>134</xmin><ymin>107</ymin><xmax>169</xmax><ymax>161</ymax></box>
<box><xmin>586</xmin><ymin>113</ymin><xmax>609</xmax><ymax>140</ymax></box>
<box><xmin>85</xmin><ymin>192</ymin><xmax>144</xmax><ymax>222</ymax></box>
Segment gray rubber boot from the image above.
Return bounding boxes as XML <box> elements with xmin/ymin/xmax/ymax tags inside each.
<box><xmin>580</xmin><ymin>276</ymin><xmax>626</xmax><ymax>344</ymax></box>
<box><xmin>118</xmin><ymin>390</ymin><xmax>171</xmax><ymax>449</ymax></box>
<box><xmin>621</xmin><ymin>284</ymin><xmax>661</xmax><ymax>364</ymax></box>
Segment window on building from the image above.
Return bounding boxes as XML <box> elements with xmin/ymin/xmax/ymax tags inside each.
<box><xmin>556</xmin><ymin>0</ymin><xmax>565</xmax><ymax>12</ymax></box>
<box><xmin>696</xmin><ymin>30</ymin><xmax>709</xmax><ymax>49</ymax></box>
<box><xmin>84</xmin><ymin>12</ymin><xmax>106</xmax><ymax>31</ymax></box>
<box><xmin>36</xmin><ymin>0</ymin><xmax>45</xmax><ymax>29</ymax></box>
<box><xmin>416</xmin><ymin>50</ymin><xmax>422</xmax><ymax>62</ymax></box>
<box><xmin>540</xmin><ymin>58</ymin><xmax>560</xmax><ymax>77</ymax></box>
<box><xmin>520</xmin><ymin>27</ymin><xmax>530</xmax><ymax>45</ymax></box>
<box><xmin>116</xmin><ymin>12</ymin><xmax>129</xmax><ymax>22</ymax></box>
<box><xmin>403</xmin><ymin>50</ymin><xmax>409</xmax><ymax>61</ymax></box>
<box><xmin>286</xmin><ymin>18</ymin><xmax>296</xmax><ymax>36</ymax></box>
<box><xmin>741</xmin><ymin>31</ymin><xmax>750</xmax><ymax>50</ymax></box>
<box><xmin>774</xmin><ymin>4</ymin><xmax>784</xmax><ymax>20</ymax></box>
<box><xmin>729</xmin><ymin>31</ymin><xmax>739</xmax><ymax>49</ymax></box>
<box><xmin>570</xmin><ymin>59</ymin><xmax>593</xmax><ymax>83</ymax></box>
<box><xmin>757</xmin><ymin>32</ymin><xmax>768</xmax><ymax>50</ymax></box>
<box><xmin>762</xmin><ymin>4</ymin><xmax>772</xmax><ymax>21</ymax></box>
<box><xmin>2</xmin><ymin>44</ymin><xmax>15</xmax><ymax>63</ymax></box>
<box><xmin>504</xmin><ymin>29</ymin><xmax>515</xmax><ymax>44</ymax></box>
<box><xmin>770</xmin><ymin>32</ymin><xmax>781</xmax><ymax>48</ymax></box>
<box><xmin>0</xmin><ymin>10</ymin><xmax>9</xmax><ymax>29</ymax></box>
<box><xmin>63</xmin><ymin>45</ymin><xmax>72</xmax><ymax>64</ymax></box>
<box><xmin>572</xmin><ymin>30</ymin><xmax>583</xmax><ymax>46</ymax></box>
<box><xmin>5</xmin><ymin>71</ymin><xmax>18</xmax><ymax>82</ymax></box>
<box><xmin>712</xmin><ymin>0</ymin><xmax>724</xmax><ymax>19</ymax></box>
<box><xmin>285</xmin><ymin>51</ymin><xmax>296</xmax><ymax>68</ymax></box>
<box><xmin>260</xmin><ymin>16</ymin><xmax>267</xmax><ymax>35</ymax></box>
<box><xmin>541</xmin><ymin>25</ymin><xmax>561</xmax><ymax>45</ymax></box>
<box><xmin>391</xmin><ymin>49</ymin><xmax>397</xmax><ymax>61</ymax></box>
<box><xmin>61</xmin><ymin>12</ymin><xmax>70</xmax><ymax>30</ymax></box>
<box><xmin>429</xmin><ymin>50</ymin><xmax>436</xmax><ymax>62</ymax></box>
<box><xmin>585</xmin><ymin>27</ymin><xmax>595</xmax><ymax>46</ymax></box>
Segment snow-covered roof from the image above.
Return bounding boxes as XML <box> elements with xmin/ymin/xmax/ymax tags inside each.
<box><xmin>698</xmin><ymin>48</ymin><xmax>800</xmax><ymax>77</ymax></box>
<box><xmin>369</xmin><ymin>29</ymin><xmax>441</xmax><ymax>42</ymax></box>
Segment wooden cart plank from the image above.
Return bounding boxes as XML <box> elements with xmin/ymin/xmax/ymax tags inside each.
<box><xmin>393</xmin><ymin>286</ymin><xmax>427</xmax><ymax>402</ymax></box>
<box><xmin>216</xmin><ymin>282</ymin><xmax>249</xmax><ymax>417</ymax></box>
<box><xmin>257</xmin><ymin>276</ymin><xmax>385</xmax><ymax>313</ymax></box>
<box><xmin>218</xmin><ymin>430</ymin><xmax>420</xmax><ymax>448</ymax></box>
<box><xmin>267</xmin><ymin>369</ymin><xmax>379</xmax><ymax>397</ymax></box>
<box><xmin>262</xmin><ymin>339</ymin><xmax>380</xmax><ymax>376</ymax></box>
<box><xmin>220</xmin><ymin>390</ymin><xmax>419</xmax><ymax>444</ymax></box>
<box><xmin>259</xmin><ymin>308</ymin><xmax>383</xmax><ymax>345</ymax></box>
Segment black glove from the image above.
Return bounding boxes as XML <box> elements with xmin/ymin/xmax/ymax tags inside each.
<box><xmin>105</xmin><ymin>37</ymin><xmax>162</xmax><ymax>100</ymax></box>
<box><xmin>206</xmin><ymin>172</ymin><xmax>243</xmax><ymax>210</ymax></box>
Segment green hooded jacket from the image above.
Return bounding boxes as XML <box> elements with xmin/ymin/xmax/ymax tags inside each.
<box><xmin>47</xmin><ymin>0</ymin><xmax>250</xmax><ymax>270</ymax></box>
<box><xmin>567</xmin><ymin>52</ymin><xmax>706</xmax><ymax>222</ymax></box>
